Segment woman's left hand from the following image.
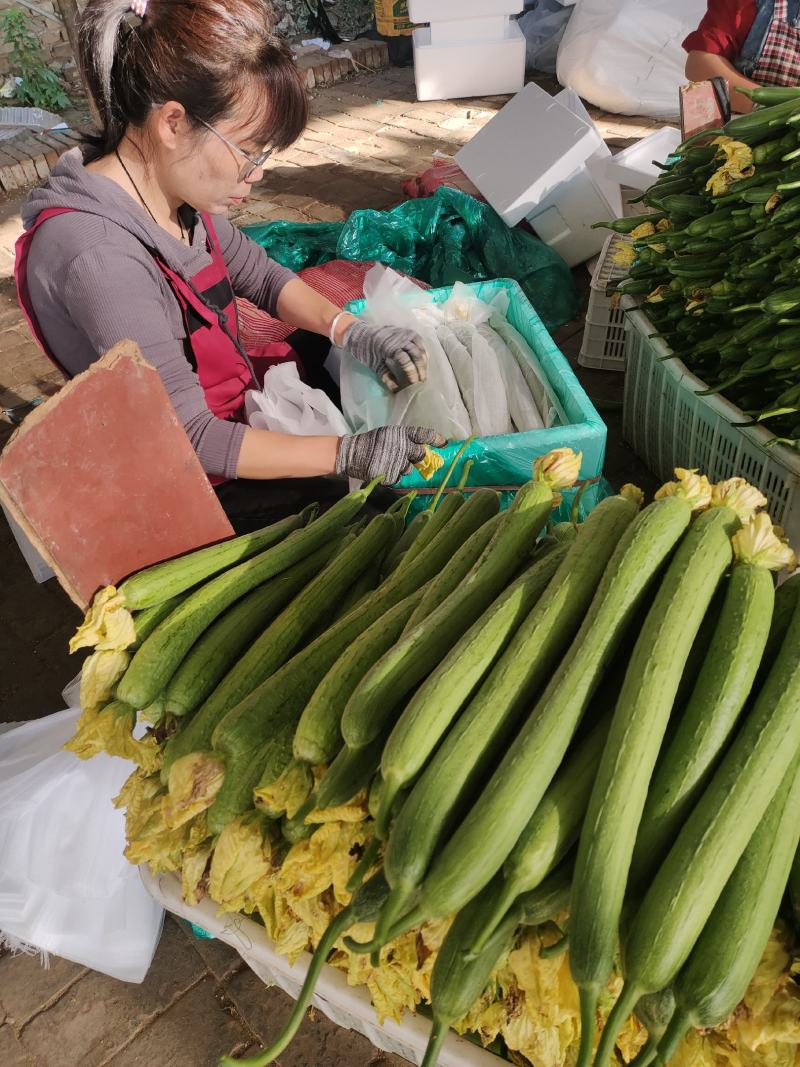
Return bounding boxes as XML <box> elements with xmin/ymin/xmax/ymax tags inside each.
<box><xmin>342</xmin><ymin>320</ymin><xmax>429</xmax><ymax>393</ymax></box>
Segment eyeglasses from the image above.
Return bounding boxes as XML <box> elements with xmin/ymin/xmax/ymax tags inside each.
<box><xmin>195</xmin><ymin>117</ymin><xmax>273</xmax><ymax>182</ymax></box>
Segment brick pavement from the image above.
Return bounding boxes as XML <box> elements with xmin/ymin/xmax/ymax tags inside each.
<box><xmin>0</xmin><ymin>65</ymin><xmax>659</xmax><ymax>1066</ymax></box>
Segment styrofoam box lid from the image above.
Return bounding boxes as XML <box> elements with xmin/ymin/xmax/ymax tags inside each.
<box><xmin>602</xmin><ymin>126</ymin><xmax>682</xmax><ymax>192</ymax></box>
<box><xmin>455</xmin><ymin>81</ymin><xmax>607</xmax><ymax>227</ymax></box>
<box><xmin>409</xmin><ymin>0</ymin><xmax>522</xmax><ymax>21</ymax></box>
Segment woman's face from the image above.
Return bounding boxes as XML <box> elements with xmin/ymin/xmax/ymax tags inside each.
<box><xmin>149</xmin><ymin>100</ymin><xmax>269</xmax><ymax>214</ymax></box>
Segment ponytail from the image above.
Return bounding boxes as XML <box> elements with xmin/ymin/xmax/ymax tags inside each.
<box><xmin>78</xmin><ymin>0</ymin><xmax>308</xmax><ymax>154</ymax></box>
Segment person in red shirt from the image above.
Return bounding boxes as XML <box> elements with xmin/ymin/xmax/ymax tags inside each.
<box><xmin>684</xmin><ymin>1</ymin><xmax>800</xmax><ymax>113</ymax></box>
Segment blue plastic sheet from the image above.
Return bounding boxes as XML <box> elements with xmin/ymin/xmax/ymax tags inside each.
<box><xmin>344</xmin><ymin>277</ymin><xmax>607</xmax><ymax>514</ymax></box>
<box><xmin>242</xmin><ymin>187</ymin><xmax>579</xmax><ymax>331</ymax></box>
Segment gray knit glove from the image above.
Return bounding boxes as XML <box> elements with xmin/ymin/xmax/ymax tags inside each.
<box><xmin>336</xmin><ymin>426</ymin><xmax>444</xmax><ymax>485</ymax></box>
<box><xmin>343</xmin><ymin>321</ymin><xmax>429</xmax><ymax>392</ymax></box>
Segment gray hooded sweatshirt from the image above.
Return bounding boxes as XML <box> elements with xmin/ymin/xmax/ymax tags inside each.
<box><xmin>22</xmin><ymin>146</ymin><xmax>297</xmax><ymax>479</ymax></box>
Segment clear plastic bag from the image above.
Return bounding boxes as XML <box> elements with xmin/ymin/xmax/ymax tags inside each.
<box><xmin>339</xmin><ymin>265</ymin><xmax>472</xmax><ymax>440</ymax></box>
<box><xmin>0</xmin><ymin>710</ymin><xmax>164</xmax><ymax>982</ymax></box>
<box><xmin>245</xmin><ymin>361</ymin><xmax>350</xmax><ymax>437</ymax></box>
<box><xmin>339</xmin><ymin>266</ymin><xmax>555</xmax><ymax>440</ymax></box>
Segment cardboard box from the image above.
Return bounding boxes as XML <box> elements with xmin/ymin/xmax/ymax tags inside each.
<box><xmin>0</xmin><ymin>342</ymin><xmax>233</xmax><ymax>608</ymax></box>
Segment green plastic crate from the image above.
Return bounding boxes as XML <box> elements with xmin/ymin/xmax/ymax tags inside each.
<box><xmin>345</xmin><ymin>278</ymin><xmax>608</xmax><ymax>517</ymax></box>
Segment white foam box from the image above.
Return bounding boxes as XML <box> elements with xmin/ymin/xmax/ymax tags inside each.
<box><xmin>455</xmin><ymin>81</ymin><xmax>620</xmax><ymax>265</ymax></box>
<box><xmin>408</xmin><ymin>0</ymin><xmax>522</xmax><ymax>20</ymax></box>
<box><xmin>411</xmin><ymin>22</ymin><xmax>526</xmax><ymax>102</ymax></box>
<box><xmin>601</xmin><ymin>126</ymin><xmax>682</xmax><ymax>192</ymax></box>
<box><xmin>408</xmin><ymin>0</ymin><xmax>522</xmax><ymax>45</ymax></box>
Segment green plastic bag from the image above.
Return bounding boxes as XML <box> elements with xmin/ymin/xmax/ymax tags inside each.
<box><xmin>242</xmin><ymin>187</ymin><xmax>579</xmax><ymax>330</ymax></box>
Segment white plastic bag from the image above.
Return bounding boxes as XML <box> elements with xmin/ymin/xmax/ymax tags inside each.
<box><xmin>0</xmin><ymin>710</ymin><xmax>164</xmax><ymax>982</ymax></box>
<box><xmin>245</xmin><ymin>361</ymin><xmax>350</xmax><ymax>437</ymax></box>
<box><xmin>556</xmin><ymin>0</ymin><xmax>706</xmax><ymax>120</ymax></box>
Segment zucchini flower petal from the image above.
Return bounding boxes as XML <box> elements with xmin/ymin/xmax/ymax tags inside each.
<box><xmin>254</xmin><ymin>758</ymin><xmax>313</xmax><ymax>819</ymax></box>
<box><xmin>533</xmin><ymin>448</ymin><xmax>582</xmax><ymax>491</ymax></box>
<box><xmin>181</xmin><ymin>842</ymin><xmax>213</xmax><ymax>906</ymax></box>
<box><xmin>628</xmin><ymin>222</ymin><xmax>655</xmax><ymax>240</ymax></box>
<box><xmin>620</xmin><ymin>484</ymin><xmax>645</xmax><ymax>508</ymax></box>
<box><xmin>414</xmin><ymin>447</ymin><xmax>445</xmax><ymax>481</ymax></box>
<box><xmin>655</xmin><ymin>468</ymin><xmax>713</xmax><ymax>511</ymax></box>
<box><xmin>163</xmin><ymin>751</ymin><xmax>226</xmax><ymax>829</ymax></box>
<box><xmin>711</xmin><ymin>477</ymin><xmax>768</xmax><ymax>523</ymax></box>
<box><xmin>79</xmin><ymin>648</ymin><xmax>131</xmax><ymax>713</ymax></box>
<box><xmin>69</xmin><ymin>586</ymin><xmax>136</xmax><ymax>653</ymax></box>
<box><xmin>732</xmin><ymin>513</ymin><xmax>798</xmax><ymax>572</ymax></box>
<box><xmin>209</xmin><ymin>812</ymin><xmax>271</xmax><ymax>912</ymax></box>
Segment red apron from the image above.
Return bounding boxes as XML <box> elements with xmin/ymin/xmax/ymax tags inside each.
<box><xmin>14</xmin><ymin>207</ymin><xmax>297</xmax><ymax>482</ymax></box>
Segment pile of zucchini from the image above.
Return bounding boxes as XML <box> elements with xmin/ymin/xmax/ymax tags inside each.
<box><xmin>68</xmin><ymin>460</ymin><xmax>800</xmax><ymax>1067</ymax></box>
<box><xmin>600</xmin><ymin>85</ymin><xmax>800</xmax><ymax>447</ymax></box>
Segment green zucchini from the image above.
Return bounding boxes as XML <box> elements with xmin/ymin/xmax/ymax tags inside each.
<box><xmin>293</xmin><ymin>588</ymin><xmax>426</xmax><ymax>766</ymax></box>
<box><xmin>629</xmin><ymin>549</ymin><xmax>775</xmax><ymax>891</ymax></box>
<box><xmin>219</xmin><ymin>873</ymin><xmax>390</xmax><ymax>1067</ymax></box>
<box><xmin>160</xmin><ymin>489</ymin><xmax>500</xmax><ymax>781</ymax></box>
<box><xmin>570</xmin><ymin>506</ymin><xmax>738</xmax><ymax>1067</ymax></box>
<box><xmin>402</xmin><ymin>491</ymin><xmax>464</xmax><ymax>566</ymax></box>
<box><xmin>283</xmin><ymin>734</ymin><xmax>385</xmax><ymax>839</ymax></box>
<box><xmin>381</xmin><ymin>509</ymin><xmax>430</xmax><ymax>576</ymax></box>
<box><xmin>418</xmin><ymin>860</ymin><xmax>574</xmax><ymax>1067</ymax></box>
<box><xmin>376</xmin><ymin>541</ymin><xmax>571</xmax><ymax>836</ymax></box>
<box><xmin>130</xmin><ymin>592</ymin><xmax>188</xmax><ymax>649</ymax></box>
<box><xmin>211</xmin><ymin>515</ymin><xmax>397</xmax><ymax>758</ymax></box>
<box><xmin>162</xmin><ymin>539</ymin><xmax>341</xmax><ymax>718</ymax></box>
<box><xmin>468</xmin><ymin>709</ymin><xmax>612</xmax><ymax>958</ymax></box>
<box><xmin>204</xmin><ymin>738</ymin><xmax>273</xmax><ymax>837</ymax></box>
<box><xmin>600</xmin><ymin>592</ymin><xmax>800</xmax><ymax>1063</ymax></box>
<box><xmin>117</xmin><ymin>486</ymin><xmax>380</xmax><ymax>709</ymax></box>
<box><xmin>340</xmin><ymin>479</ymin><xmax>560</xmax><ymax>752</ymax></box>
<box><xmin>644</xmin><ymin>755</ymin><xmax>800</xmax><ymax>1066</ymax></box>
<box><xmin>378</xmin><ymin>490</ymin><xmax>699</xmax><ymax>945</ymax></box>
<box><xmin>403</xmin><ymin>512</ymin><xmax>504</xmax><ymax>630</ymax></box>
<box><xmin>117</xmin><ymin>506</ymin><xmax>315</xmax><ymax>611</ymax></box>
<box><xmin>762</xmin><ymin>571</ymin><xmax>800</xmax><ymax>669</ymax></box>
<box><xmin>365</xmin><ymin>490</ymin><xmax>645</xmax><ymax>955</ymax></box>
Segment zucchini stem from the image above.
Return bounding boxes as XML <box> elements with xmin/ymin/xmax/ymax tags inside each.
<box><xmin>218</xmin><ymin>906</ymin><xmax>352</xmax><ymax>1067</ymax></box>
<box><xmin>539</xmin><ymin>931</ymin><xmax>569</xmax><ymax>959</ymax></box>
<box><xmin>420</xmin><ymin>1020</ymin><xmax>448</xmax><ymax>1067</ymax></box>
<box><xmin>652</xmin><ymin>1007</ymin><xmax>692</xmax><ymax>1065</ymax></box>
<box><xmin>574</xmin><ymin>986</ymin><xmax>600</xmax><ymax>1067</ymax></box>
<box><xmin>345</xmin><ymin>835</ymin><xmax>380</xmax><ymax>894</ymax></box>
<box><xmin>591</xmin><ymin>982</ymin><xmax>641</xmax><ymax>1067</ymax></box>
<box><xmin>428</xmin><ymin>438</ymin><xmax>473</xmax><ymax>513</ymax></box>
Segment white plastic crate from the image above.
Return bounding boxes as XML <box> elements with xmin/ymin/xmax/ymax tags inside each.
<box><xmin>578</xmin><ymin>233</ymin><xmax>631</xmax><ymax>372</ymax></box>
<box><xmin>622</xmin><ymin>302</ymin><xmax>800</xmax><ymax>549</ymax></box>
<box><xmin>141</xmin><ymin>867</ymin><xmax>504</xmax><ymax>1067</ymax></box>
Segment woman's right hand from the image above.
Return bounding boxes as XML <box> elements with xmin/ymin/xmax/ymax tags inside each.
<box><xmin>336</xmin><ymin>426</ymin><xmax>446</xmax><ymax>485</ymax></box>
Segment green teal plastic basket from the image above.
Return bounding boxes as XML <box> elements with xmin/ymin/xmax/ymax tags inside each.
<box><xmin>344</xmin><ymin>278</ymin><xmax>608</xmax><ymax>519</ymax></box>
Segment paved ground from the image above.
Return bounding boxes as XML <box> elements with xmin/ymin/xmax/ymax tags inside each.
<box><xmin>0</xmin><ymin>65</ymin><xmax>660</xmax><ymax>1066</ymax></box>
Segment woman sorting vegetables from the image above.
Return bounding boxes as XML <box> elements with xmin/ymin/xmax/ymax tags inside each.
<box><xmin>16</xmin><ymin>0</ymin><xmax>444</xmax><ymax>529</ymax></box>
<box><xmin>684</xmin><ymin>0</ymin><xmax>800</xmax><ymax>114</ymax></box>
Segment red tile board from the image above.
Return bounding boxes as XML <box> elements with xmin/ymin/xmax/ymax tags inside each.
<box><xmin>680</xmin><ymin>81</ymin><xmax>726</xmax><ymax>140</ymax></box>
<box><xmin>0</xmin><ymin>341</ymin><xmax>234</xmax><ymax>609</ymax></box>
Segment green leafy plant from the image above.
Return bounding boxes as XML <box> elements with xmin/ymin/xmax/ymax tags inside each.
<box><xmin>0</xmin><ymin>7</ymin><xmax>70</xmax><ymax>112</ymax></box>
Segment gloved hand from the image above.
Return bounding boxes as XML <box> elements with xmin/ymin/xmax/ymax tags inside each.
<box><xmin>342</xmin><ymin>320</ymin><xmax>429</xmax><ymax>392</ymax></box>
<box><xmin>336</xmin><ymin>426</ymin><xmax>445</xmax><ymax>485</ymax></box>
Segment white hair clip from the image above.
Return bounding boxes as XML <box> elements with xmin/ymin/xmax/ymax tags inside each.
<box><xmin>129</xmin><ymin>0</ymin><xmax>148</xmax><ymax>17</ymax></box>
